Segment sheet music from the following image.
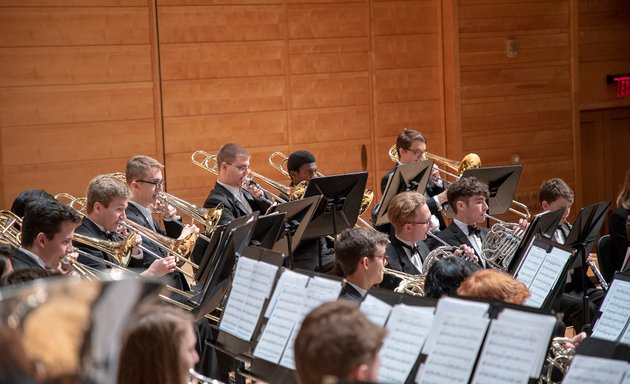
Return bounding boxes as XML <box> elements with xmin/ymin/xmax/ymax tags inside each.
<box><xmin>264</xmin><ymin>269</ymin><xmax>309</xmax><ymax>318</ymax></box>
<box><xmin>360</xmin><ymin>294</ymin><xmax>393</xmax><ymax>327</ymax></box>
<box><xmin>562</xmin><ymin>355</ymin><xmax>628</xmax><ymax>384</ymax></box>
<box><xmin>471</xmin><ymin>309</ymin><xmax>555</xmax><ymax>384</ymax></box>
<box><xmin>279</xmin><ymin>276</ymin><xmax>343</xmax><ymax>370</ymax></box>
<box><xmin>592</xmin><ymin>279</ymin><xmax>630</xmax><ymax>341</ymax></box>
<box><xmin>515</xmin><ymin>243</ymin><xmax>547</xmax><ymax>287</ymax></box>
<box><xmin>524</xmin><ymin>246</ymin><xmax>569</xmax><ymax>308</ymax></box>
<box><xmin>416</xmin><ymin>314</ymin><xmax>489</xmax><ymax>384</ymax></box>
<box><xmin>253</xmin><ymin>271</ymin><xmax>308</xmax><ymax>364</ymax></box>
<box><xmin>220</xmin><ymin>257</ymin><xmax>279</xmax><ymax>341</ymax></box>
<box><xmin>422</xmin><ymin>297</ymin><xmax>489</xmax><ymax>355</ymax></box>
<box><xmin>378</xmin><ymin>304</ymin><xmax>434</xmax><ymax>383</ymax></box>
<box><xmin>622</xmin><ymin>364</ymin><xmax>630</xmax><ymax>384</ymax></box>
<box><xmin>621</xmin><ymin>324</ymin><xmax>630</xmax><ymax>345</ymax></box>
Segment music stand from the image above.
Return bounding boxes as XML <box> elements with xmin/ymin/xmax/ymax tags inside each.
<box><xmin>267</xmin><ymin>195</ymin><xmax>322</xmax><ymax>269</ymax></box>
<box><xmin>564</xmin><ymin>200</ymin><xmax>612</xmax><ymax>331</ymax></box>
<box><xmin>250</xmin><ymin>212</ymin><xmax>286</xmax><ymax>250</ymax></box>
<box><xmin>445</xmin><ymin>165</ymin><xmax>522</xmax><ymax>218</ymax></box>
<box><xmin>192</xmin><ymin>217</ymin><xmax>258</xmax><ymax>322</ymax></box>
<box><xmin>507</xmin><ymin>207</ymin><xmax>565</xmax><ymax>273</ymax></box>
<box><xmin>373</xmin><ymin>160</ymin><xmax>435</xmax><ymax>226</ymax></box>
<box><xmin>302</xmin><ymin>172</ymin><xmax>367</xmax><ymax>239</ymax></box>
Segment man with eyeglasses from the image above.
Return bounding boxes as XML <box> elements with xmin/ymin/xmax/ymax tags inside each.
<box><xmin>334</xmin><ymin>227</ymin><xmax>390</xmax><ymax>302</ymax></box>
<box><xmin>125</xmin><ymin>155</ymin><xmax>198</xmax><ymax>290</ymax></box>
<box><xmin>203</xmin><ymin>143</ymin><xmax>271</xmax><ymax>226</ymax></box>
<box><xmin>377</xmin><ymin>128</ymin><xmax>447</xmax><ymax>233</ymax></box>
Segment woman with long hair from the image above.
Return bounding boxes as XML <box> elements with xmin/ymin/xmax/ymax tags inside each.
<box><xmin>608</xmin><ymin>168</ymin><xmax>630</xmax><ymax>281</ymax></box>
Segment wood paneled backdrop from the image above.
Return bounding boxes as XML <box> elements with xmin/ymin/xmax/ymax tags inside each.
<box><xmin>1</xmin><ymin>0</ymin><xmax>628</xmax><ymax>222</ymax></box>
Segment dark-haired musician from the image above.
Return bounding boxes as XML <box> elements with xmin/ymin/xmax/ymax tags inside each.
<box><xmin>203</xmin><ymin>143</ymin><xmax>271</xmax><ymax>226</ymax></box>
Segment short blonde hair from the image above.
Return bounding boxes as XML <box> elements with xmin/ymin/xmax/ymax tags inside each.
<box><xmin>387</xmin><ymin>192</ymin><xmax>427</xmax><ymax>232</ymax></box>
<box><xmin>125</xmin><ymin>155</ymin><xmax>164</xmax><ymax>184</ymax></box>
<box><xmin>86</xmin><ymin>174</ymin><xmax>129</xmax><ymax>214</ymax></box>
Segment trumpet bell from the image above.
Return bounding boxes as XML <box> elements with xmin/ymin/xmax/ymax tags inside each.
<box><xmin>458</xmin><ymin>153</ymin><xmax>481</xmax><ymax>174</ymax></box>
<box><xmin>360</xmin><ymin>189</ymin><xmax>374</xmax><ymax>215</ymax></box>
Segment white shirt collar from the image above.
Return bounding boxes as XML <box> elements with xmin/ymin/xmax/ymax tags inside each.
<box><xmin>454</xmin><ymin>218</ymin><xmax>474</xmax><ymax>235</ymax></box>
<box><xmin>347</xmin><ymin>281</ymin><xmax>368</xmax><ymax>298</ymax></box>
<box><xmin>217</xmin><ymin>181</ymin><xmax>243</xmax><ymax>200</ymax></box>
<box><xmin>129</xmin><ymin>200</ymin><xmax>154</xmax><ymax>223</ymax></box>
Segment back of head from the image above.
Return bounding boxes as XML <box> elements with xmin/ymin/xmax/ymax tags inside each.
<box><xmin>457</xmin><ymin>269</ymin><xmax>530</xmax><ymax>305</ymax></box>
<box><xmin>21</xmin><ymin>200</ymin><xmax>81</xmax><ymax>248</ymax></box>
<box><xmin>287</xmin><ymin>150</ymin><xmax>316</xmax><ymax>173</ymax></box>
<box><xmin>0</xmin><ymin>244</ymin><xmax>14</xmax><ymax>279</ymax></box>
<box><xmin>216</xmin><ymin>143</ymin><xmax>249</xmax><ymax>167</ymax></box>
<box><xmin>11</xmin><ymin>189</ymin><xmax>55</xmax><ymax>218</ymax></box>
<box><xmin>617</xmin><ymin>168</ymin><xmax>630</xmax><ymax>209</ymax></box>
<box><xmin>125</xmin><ymin>155</ymin><xmax>164</xmax><ymax>183</ymax></box>
<box><xmin>86</xmin><ymin>174</ymin><xmax>130</xmax><ymax>214</ymax></box>
<box><xmin>539</xmin><ymin>178</ymin><xmax>574</xmax><ymax>205</ymax></box>
<box><xmin>423</xmin><ymin>256</ymin><xmax>481</xmax><ymax>298</ymax></box>
<box><xmin>294</xmin><ymin>301</ymin><xmax>386</xmax><ymax>384</ymax></box>
<box><xmin>1</xmin><ymin>268</ymin><xmax>58</xmax><ymax>288</ymax></box>
<box><xmin>387</xmin><ymin>191</ymin><xmax>426</xmax><ymax>232</ymax></box>
<box><xmin>446</xmin><ymin>177</ymin><xmax>489</xmax><ymax>213</ymax></box>
<box><xmin>396</xmin><ymin>128</ymin><xmax>425</xmax><ymax>155</ymax></box>
<box><xmin>334</xmin><ymin>227</ymin><xmax>389</xmax><ymax>276</ymax></box>
<box><xmin>118</xmin><ymin>304</ymin><xmax>193</xmax><ymax>384</ymax></box>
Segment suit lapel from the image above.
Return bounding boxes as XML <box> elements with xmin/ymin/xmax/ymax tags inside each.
<box><xmin>217</xmin><ymin>184</ymin><xmax>249</xmax><ymax>216</ymax></box>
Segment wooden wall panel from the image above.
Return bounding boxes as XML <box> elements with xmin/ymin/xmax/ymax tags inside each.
<box><xmin>578</xmin><ymin>0</ymin><xmax>630</xmax><ymax>109</ymax></box>
<box><xmin>457</xmin><ymin>0</ymin><xmax>575</xmax><ymax>214</ymax></box>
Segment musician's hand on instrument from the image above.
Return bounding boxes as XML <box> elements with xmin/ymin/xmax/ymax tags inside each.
<box><xmin>518</xmin><ymin>218</ymin><xmax>529</xmax><ymax>230</ymax></box>
<box><xmin>564</xmin><ymin>332</ymin><xmax>587</xmax><ymax>350</ymax></box>
<box><xmin>131</xmin><ymin>236</ymin><xmax>143</xmax><ymax>257</ymax></box>
<box><xmin>431</xmin><ymin>167</ymin><xmax>440</xmax><ymax>182</ymax></box>
<box><xmin>178</xmin><ymin>224</ymin><xmax>200</xmax><ymax>240</ymax></box>
<box><xmin>454</xmin><ymin>245</ymin><xmax>478</xmax><ymax>263</ymax></box>
<box><xmin>158</xmin><ymin>201</ymin><xmax>178</xmax><ymax>220</ymax></box>
<box><xmin>57</xmin><ymin>252</ymin><xmax>77</xmax><ymax>275</ymax></box>
<box><xmin>145</xmin><ymin>256</ymin><xmax>177</xmax><ymax>277</ymax></box>
<box><xmin>436</xmin><ymin>190</ymin><xmax>448</xmax><ymax>205</ymax></box>
<box><xmin>586</xmin><ymin>254</ymin><xmax>594</xmax><ymax>264</ymax></box>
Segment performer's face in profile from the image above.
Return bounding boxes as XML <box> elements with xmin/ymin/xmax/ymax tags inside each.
<box><xmin>179</xmin><ymin>323</ymin><xmax>199</xmax><ymax>379</ymax></box>
<box><xmin>291</xmin><ymin>162</ymin><xmax>317</xmax><ymax>185</ymax></box>
<box><xmin>95</xmin><ymin>197</ymin><xmax>128</xmax><ymax>232</ymax></box>
<box><xmin>399</xmin><ymin>140</ymin><xmax>426</xmax><ymax>164</ymax></box>
<box><xmin>39</xmin><ymin>221</ymin><xmax>77</xmax><ymax>269</ymax></box>
<box><xmin>222</xmin><ymin>155</ymin><xmax>250</xmax><ymax>188</ymax></box>
<box><xmin>134</xmin><ymin>167</ymin><xmax>163</xmax><ymax>207</ymax></box>
<box><xmin>410</xmin><ymin>204</ymin><xmax>432</xmax><ymax>241</ymax></box>
<box><xmin>458</xmin><ymin>195</ymin><xmax>488</xmax><ymax>224</ymax></box>
<box><xmin>368</xmin><ymin>244</ymin><xmax>388</xmax><ymax>286</ymax></box>
<box><xmin>542</xmin><ymin>197</ymin><xmax>573</xmax><ymax>225</ymax></box>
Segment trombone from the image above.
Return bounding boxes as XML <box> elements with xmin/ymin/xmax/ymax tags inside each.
<box><xmin>387</xmin><ymin>144</ymin><xmax>531</xmax><ymax>220</ymax></box>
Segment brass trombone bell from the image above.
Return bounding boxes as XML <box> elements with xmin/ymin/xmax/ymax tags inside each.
<box><xmin>72</xmin><ymin>232</ymin><xmax>137</xmax><ymax>268</ymax></box>
<box><xmin>388</xmin><ymin>144</ymin><xmax>481</xmax><ymax>178</ymax></box>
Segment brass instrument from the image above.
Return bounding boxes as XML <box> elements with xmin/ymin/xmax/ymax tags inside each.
<box><xmin>268</xmin><ymin>151</ymin><xmax>374</xmax><ymax>215</ymax></box>
<box><xmin>188</xmin><ymin>368</ymin><xmax>225</xmax><ymax>384</ymax></box>
<box><xmin>73</xmin><ymin>232</ymin><xmax>137</xmax><ymax>268</ymax></box>
<box><xmin>480</xmin><ymin>216</ymin><xmax>525</xmax><ymax>271</ymax></box>
<box><xmin>0</xmin><ymin>210</ymin><xmax>22</xmax><ymax>248</ymax></box>
<box><xmin>156</xmin><ymin>191</ymin><xmax>223</xmax><ymax>235</ymax></box>
<box><xmin>539</xmin><ymin>337</ymin><xmax>576</xmax><ymax>384</ymax></box>
<box><xmin>384</xmin><ymin>268</ymin><xmax>425</xmax><ymax>296</ymax></box>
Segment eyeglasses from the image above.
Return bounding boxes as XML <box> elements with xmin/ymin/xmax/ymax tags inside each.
<box><xmin>407</xmin><ymin>220</ymin><xmax>431</xmax><ymax>226</ymax></box>
<box><xmin>372</xmin><ymin>254</ymin><xmax>389</xmax><ymax>265</ymax></box>
<box><xmin>137</xmin><ymin>179</ymin><xmax>165</xmax><ymax>188</ymax></box>
<box><xmin>226</xmin><ymin>163</ymin><xmax>250</xmax><ymax>173</ymax></box>
<box><xmin>405</xmin><ymin>148</ymin><xmax>425</xmax><ymax>157</ymax></box>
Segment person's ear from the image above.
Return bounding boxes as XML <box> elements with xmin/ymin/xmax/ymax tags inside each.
<box><xmin>35</xmin><ymin>232</ymin><xmax>47</xmax><ymax>248</ymax></box>
<box><xmin>360</xmin><ymin>256</ymin><xmax>369</xmax><ymax>270</ymax></box>
<box><xmin>289</xmin><ymin>170</ymin><xmax>298</xmax><ymax>181</ymax></box>
<box><xmin>456</xmin><ymin>200</ymin><xmax>466</xmax><ymax>212</ymax></box>
<box><xmin>541</xmin><ymin>201</ymin><xmax>550</xmax><ymax>211</ymax></box>
<box><xmin>348</xmin><ymin>363</ymin><xmax>371</xmax><ymax>382</ymax></box>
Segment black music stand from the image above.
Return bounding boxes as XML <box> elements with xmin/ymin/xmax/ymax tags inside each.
<box><xmin>373</xmin><ymin>160</ymin><xmax>434</xmax><ymax>226</ymax></box>
<box><xmin>564</xmin><ymin>200</ymin><xmax>612</xmax><ymax>332</ymax></box>
<box><xmin>445</xmin><ymin>165</ymin><xmax>523</xmax><ymax>218</ymax></box>
<box><xmin>250</xmin><ymin>212</ymin><xmax>286</xmax><ymax>250</ymax></box>
<box><xmin>192</xmin><ymin>217</ymin><xmax>258</xmax><ymax>322</ymax></box>
<box><xmin>302</xmin><ymin>172</ymin><xmax>367</xmax><ymax>239</ymax></box>
<box><xmin>267</xmin><ymin>195</ymin><xmax>322</xmax><ymax>269</ymax></box>
<box><xmin>507</xmin><ymin>207</ymin><xmax>565</xmax><ymax>273</ymax></box>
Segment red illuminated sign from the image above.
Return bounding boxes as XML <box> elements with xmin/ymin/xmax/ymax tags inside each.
<box><xmin>615</xmin><ymin>77</ymin><xmax>630</xmax><ymax>98</ymax></box>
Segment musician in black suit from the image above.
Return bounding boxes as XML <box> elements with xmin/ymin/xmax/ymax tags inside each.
<box><xmin>125</xmin><ymin>155</ymin><xmax>199</xmax><ymax>290</ymax></box>
<box><xmin>539</xmin><ymin>178</ymin><xmax>604</xmax><ymax>331</ymax></box>
<box><xmin>203</xmin><ymin>143</ymin><xmax>271</xmax><ymax>226</ymax></box>
<box><xmin>426</xmin><ymin>177</ymin><xmax>490</xmax><ymax>267</ymax></box>
<box><xmin>74</xmin><ymin>174</ymin><xmax>174</xmax><ymax>278</ymax></box>
<box><xmin>377</xmin><ymin>128</ymin><xmax>447</xmax><ymax>232</ymax></box>
<box><xmin>609</xmin><ymin>168</ymin><xmax>630</xmax><ymax>280</ymax></box>
<box><xmin>13</xmin><ymin>199</ymin><xmax>81</xmax><ymax>273</ymax></box>
<box><xmin>285</xmin><ymin>150</ymin><xmax>335</xmax><ymax>272</ymax></box>
<box><xmin>335</xmin><ymin>227</ymin><xmax>390</xmax><ymax>302</ymax></box>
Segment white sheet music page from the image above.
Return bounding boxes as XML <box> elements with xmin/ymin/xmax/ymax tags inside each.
<box><xmin>515</xmin><ymin>243</ymin><xmax>547</xmax><ymax>288</ymax></box>
<box><xmin>360</xmin><ymin>294</ymin><xmax>393</xmax><ymax>327</ymax></box>
<box><xmin>524</xmin><ymin>246</ymin><xmax>569</xmax><ymax>308</ymax></box>
<box><xmin>252</xmin><ymin>271</ymin><xmax>308</xmax><ymax>364</ymax></box>
<box><xmin>562</xmin><ymin>355</ymin><xmax>628</xmax><ymax>384</ymax></box>
<box><xmin>378</xmin><ymin>304</ymin><xmax>434</xmax><ymax>383</ymax></box>
<box><xmin>471</xmin><ymin>309</ymin><xmax>556</xmax><ymax>383</ymax></box>
<box><xmin>279</xmin><ymin>276</ymin><xmax>343</xmax><ymax>370</ymax></box>
<box><xmin>592</xmin><ymin>279</ymin><xmax>630</xmax><ymax>341</ymax></box>
<box><xmin>622</xmin><ymin>363</ymin><xmax>630</xmax><ymax>384</ymax></box>
<box><xmin>219</xmin><ymin>258</ymin><xmax>279</xmax><ymax>341</ymax></box>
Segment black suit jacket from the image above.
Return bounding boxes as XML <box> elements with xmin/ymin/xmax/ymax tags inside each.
<box><xmin>386</xmin><ymin>237</ymin><xmax>429</xmax><ymax>276</ymax></box>
<box><xmin>125</xmin><ymin>203</ymin><xmax>189</xmax><ymax>290</ymax></box>
<box><xmin>339</xmin><ymin>283</ymin><xmax>363</xmax><ymax>302</ymax></box>
<box><xmin>203</xmin><ymin>183</ymin><xmax>271</xmax><ymax>226</ymax></box>
<box><xmin>426</xmin><ymin>221</ymin><xmax>488</xmax><ymax>267</ymax></box>
<box><xmin>12</xmin><ymin>248</ymin><xmax>47</xmax><ymax>272</ymax></box>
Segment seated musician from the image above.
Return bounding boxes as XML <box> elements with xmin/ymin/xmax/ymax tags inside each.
<box><xmin>125</xmin><ymin>155</ymin><xmax>198</xmax><ymax>290</ymax></box>
<box><xmin>539</xmin><ymin>178</ymin><xmax>604</xmax><ymax>331</ymax></box>
<box><xmin>423</xmin><ymin>256</ymin><xmax>481</xmax><ymax>298</ymax></box>
<box><xmin>334</xmin><ymin>227</ymin><xmax>390</xmax><ymax>301</ymax></box>
<box><xmin>376</xmin><ymin>128</ymin><xmax>447</xmax><ymax>232</ymax></box>
<box><xmin>285</xmin><ymin>150</ymin><xmax>335</xmax><ymax>272</ymax></box>
<box><xmin>609</xmin><ymin>168</ymin><xmax>630</xmax><ymax>280</ymax></box>
<box><xmin>10</xmin><ymin>189</ymin><xmax>55</xmax><ymax>218</ymax></box>
<box><xmin>12</xmin><ymin>199</ymin><xmax>81</xmax><ymax>273</ymax></box>
<box><xmin>74</xmin><ymin>174</ymin><xmax>174</xmax><ymax>277</ymax></box>
<box><xmin>426</xmin><ymin>177</ymin><xmax>489</xmax><ymax>267</ymax></box>
<box><xmin>0</xmin><ymin>245</ymin><xmax>13</xmax><ymax>279</ymax></box>
<box><xmin>457</xmin><ymin>269</ymin><xmax>530</xmax><ymax>305</ymax></box>
<box><xmin>203</xmin><ymin>143</ymin><xmax>271</xmax><ymax>226</ymax></box>
<box><xmin>294</xmin><ymin>300</ymin><xmax>386</xmax><ymax>384</ymax></box>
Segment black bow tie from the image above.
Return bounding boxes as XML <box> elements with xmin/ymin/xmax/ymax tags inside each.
<box><xmin>400</xmin><ymin>241</ymin><xmax>419</xmax><ymax>255</ymax></box>
<box><xmin>105</xmin><ymin>231</ymin><xmax>118</xmax><ymax>241</ymax></box>
<box><xmin>467</xmin><ymin>225</ymin><xmax>480</xmax><ymax>236</ymax></box>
